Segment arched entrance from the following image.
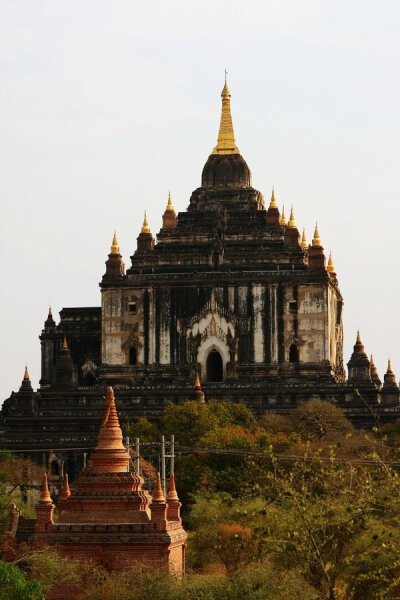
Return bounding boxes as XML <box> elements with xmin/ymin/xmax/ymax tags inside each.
<box><xmin>207</xmin><ymin>350</ymin><xmax>223</xmax><ymax>382</ymax></box>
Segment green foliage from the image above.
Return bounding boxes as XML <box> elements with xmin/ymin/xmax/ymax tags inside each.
<box><xmin>81</xmin><ymin>564</ymin><xmax>319</xmax><ymax>600</ymax></box>
<box><xmin>290</xmin><ymin>399</ymin><xmax>354</xmax><ymax>440</ymax></box>
<box><xmin>123</xmin><ymin>417</ymin><xmax>160</xmax><ymax>443</ymax></box>
<box><xmin>0</xmin><ymin>561</ymin><xmax>43</xmax><ymax>600</ymax></box>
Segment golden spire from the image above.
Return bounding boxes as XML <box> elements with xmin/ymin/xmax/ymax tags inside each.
<box><xmin>312</xmin><ymin>223</ymin><xmax>322</xmax><ymax>246</ymax></box>
<box><xmin>387</xmin><ymin>359</ymin><xmax>393</xmax><ymax>374</ymax></box>
<box><xmin>269</xmin><ymin>187</ymin><xmax>277</xmax><ymax>209</ymax></box>
<box><xmin>370</xmin><ymin>354</ymin><xmax>375</xmax><ymax>367</ymax></box>
<box><xmin>110</xmin><ymin>231</ymin><xmax>120</xmax><ymax>254</ymax></box>
<box><xmin>23</xmin><ymin>365</ymin><xmax>29</xmax><ymax>380</ymax></box>
<box><xmin>194</xmin><ymin>373</ymin><xmax>201</xmax><ymax>389</ymax></box>
<box><xmin>327</xmin><ymin>252</ymin><xmax>335</xmax><ymax>273</ymax></box>
<box><xmin>152</xmin><ymin>473</ymin><xmax>166</xmax><ymax>503</ymax></box>
<box><xmin>212</xmin><ymin>72</ymin><xmax>239</xmax><ymax>155</ymax></box>
<box><xmin>62</xmin><ymin>336</ymin><xmax>68</xmax><ymax>350</ymax></box>
<box><xmin>300</xmin><ymin>229</ymin><xmax>308</xmax><ymax>249</ymax></box>
<box><xmin>356</xmin><ymin>330</ymin><xmax>362</xmax><ymax>345</ymax></box>
<box><xmin>280</xmin><ymin>206</ymin><xmax>287</xmax><ymax>226</ymax></box>
<box><xmin>166</xmin><ymin>190</ymin><xmax>174</xmax><ymax>211</ymax></box>
<box><xmin>60</xmin><ymin>474</ymin><xmax>71</xmax><ymax>501</ymax></box>
<box><xmin>39</xmin><ymin>473</ymin><xmax>53</xmax><ymax>504</ymax></box>
<box><xmin>141</xmin><ymin>212</ymin><xmax>151</xmax><ymax>234</ymax></box>
<box><xmin>167</xmin><ymin>473</ymin><xmax>179</xmax><ymax>501</ymax></box>
<box><xmin>288</xmin><ymin>206</ymin><xmax>297</xmax><ymax>228</ymax></box>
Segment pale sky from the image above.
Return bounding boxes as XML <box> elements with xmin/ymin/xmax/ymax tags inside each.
<box><xmin>1</xmin><ymin>1</ymin><xmax>400</xmax><ymax>402</ymax></box>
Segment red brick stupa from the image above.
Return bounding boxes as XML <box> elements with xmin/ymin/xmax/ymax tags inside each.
<box><xmin>11</xmin><ymin>387</ymin><xmax>187</xmax><ymax>573</ymax></box>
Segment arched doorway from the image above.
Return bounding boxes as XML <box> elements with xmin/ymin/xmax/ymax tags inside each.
<box><xmin>207</xmin><ymin>350</ymin><xmax>223</xmax><ymax>382</ymax></box>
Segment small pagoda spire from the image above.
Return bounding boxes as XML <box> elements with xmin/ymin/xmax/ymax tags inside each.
<box><xmin>312</xmin><ymin>223</ymin><xmax>322</xmax><ymax>246</ymax></box>
<box><xmin>300</xmin><ymin>228</ymin><xmax>308</xmax><ymax>249</ymax></box>
<box><xmin>162</xmin><ymin>191</ymin><xmax>177</xmax><ymax>228</ymax></box>
<box><xmin>60</xmin><ymin>474</ymin><xmax>71</xmax><ymax>501</ymax></box>
<box><xmin>167</xmin><ymin>473</ymin><xmax>179</xmax><ymax>502</ymax></box>
<box><xmin>356</xmin><ymin>330</ymin><xmax>362</xmax><ymax>345</ymax></box>
<box><xmin>193</xmin><ymin>373</ymin><xmax>205</xmax><ymax>403</ymax></box>
<box><xmin>152</xmin><ymin>473</ymin><xmax>166</xmax><ymax>503</ymax></box>
<box><xmin>47</xmin><ymin>306</ymin><xmax>53</xmax><ymax>321</ymax></box>
<box><xmin>288</xmin><ymin>206</ymin><xmax>297</xmax><ymax>229</ymax></box>
<box><xmin>141</xmin><ymin>212</ymin><xmax>151</xmax><ymax>234</ymax></box>
<box><xmin>110</xmin><ymin>231</ymin><xmax>120</xmax><ymax>254</ymax></box>
<box><xmin>39</xmin><ymin>473</ymin><xmax>53</xmax><ymax>505</ymax></box>
<box><xmin>23</xmin><ymin>365</ymin><xmax>30</xmax><ymax>380</ymax></box>
<box><xmin>212</xmin><ymin>72</ymin><xmax>239</xmax><ymax>156</ymax></box>
<box><xmin>327</xmin><ymin>252</ymin><xmax>335</xmax><ymax>274</ymax></box>
<box><xmin>167</xmin><ymin>190</ymin><xmax>174</xmax><ymax>211</ymax></box>
<box><xmin>269</xmin><ymin>187</ymin><xmax>277</xmax><ymax>209</ymax></box>
<box><xmin>62</xmin><ymin>335</ymin><xmax>68</xmax><ymax>350</ymax></box>
<box><xmin>370</xmin><ymin>354</ymin><xmax>382</xmax><ymax>389</ymax></box>
<box><xmin>280</xmin><ymin>206</ymin><xmax>287</xmax><ymax>226</ymax></box>
<box><xmin>387</xmin><ymin>359</ymin><xmax>393</xmax><ymax>374</ymax></box>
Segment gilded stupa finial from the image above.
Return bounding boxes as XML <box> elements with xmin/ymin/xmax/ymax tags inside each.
<box><xmin>23</xmin><ymin>365</ymin><xmax>29</xmax><ymax>380</ymax></box>
<box><xmin>280</xmin><ymin>206</ymin><xmax>287</xmax><ymax>226</ymax></box>
<box><xmin>269</xmin><ymin>187</ymin><xmax>277</xmax><ymax>209</ymax></box>
<box><xmin>312</xmin><ymin>223</ymin><xmax>322</xmax><ymax>246</ymax></box>
<box><xmin>62</xmin><ymin>335</ymin><xmax>68</xmax><ymax>350</ymax></box>
<box><xmin>300</xmin><ymin>228</ymin><xmax>308</xmax><ymax>249</ymax></box>
<box><xmin>166</xmin><ymin>190</ymin><xmax>174</xmax><ymax>211</ymax></box>
<box><xmin>110</xmin><ymin>231</ymin><xmax>120</xmax><ymax>254</ymax></box>
<box><xmin>194</xmin><ymin>373</ymin><xmax>201</xmax><ymax>389</ymax></box>
<box><xmin>288</xmin><ymin>206</ymin><xmax>297</xmax><ymax>229</ymax></box>
<box><xmin>356</xmin><ymin>330</ymin><xmax>362</xmax><ymax>345</ymax></box>
<box><xmin>387</xmin><ymin>359</ymin><xmax>393</xmax><ymax>373</ymax></box>
<box><xmin>141</xmin><ymin>212</ymin><xmax>151</xmax><ymax>234</ymax></box>
<box><xmin>327</xmin><ymin>252</ymin><xmax>335</xmax><ymax>273</ymax></box>
<box><xmin>212</xmin><ymin>72</ymin><xmax>239</xmax><ymax>155</ymax></box>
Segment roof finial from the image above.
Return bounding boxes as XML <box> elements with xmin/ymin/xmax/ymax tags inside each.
<box><xmin>166</xmin><ymin>190</ymin><xmax>174</xmax><ymax>211</ymax></box>
<box><xmin>280</xmin><ymin>206</ymin><xmax>287</xmax><ymax>226</ymax></box>
<box><xmin>141</xmin><ymin>212</ymin><xmax>151</xmax><ymax>234</ymax></box>
<box><xmin>212</xmin><ymin>73</ymin><xmax>239</xmax><ymax>155</ymax></box>
<box><xmin>167</xmin><ymin>473</ymin><xmax>179</xmax><ymax>501</ymax></box>
<box><xmin>110</xmin><ymin>231</ymin><xmax>120</xmax><ymax>254</ymax></box>
<box><xmin>23</xmin><ymin>365</ymin><xmax>29</xmax><ymax>380</ymax></box>
<box><xmin>60</xmin><ymin>474</ymin><xmax>71</xmax><ymax>501</ymax></box>
<box><xmin>356</xmin><ymin>330</ymin><xmax>362</xmax><ymax>345</ymax></box>
<box><xmin>312</xmin><ymin>223</ymin><xmax>322</xmax><ymax>246</ymax></box>
<box><xmin>269</xmin><ymin>187</ymin><xmax>277</xmax><ymax>209</ymax></box>
<box><xmin>152</xmin><ymin>473</ymin><xmax>166</xmax><ymax>503</ymax></box>
<box><xmin>39</xmin><ymin>473</ymin><xmax>53</xmax><ymax>504</ymax></box>
<box><xmin>48</xmin><ymin>306</ymin><xmax>52</xmax><ymax>319</ymax></box>
<box><xmin>62</xmin><ymin>335</ymin><xmax>68</xmax><ymax>350</ymax></box>
<box><xmin>327</xmin><ymin>252</ymin><xmax>335</xmax><ymax>273</ymax></box>
<box><xmin>387</xmin><ymin>359</ymin><xmax>393</xmax><ymax>373</ymax></box>
<box><xmin>288</xmin><ymin>206</ymin><xmax>297</xmax><ymax>228</ymax></box>
<box><xmin>300</xmin><ymin>228</ymin><xmax>308</xmax><ymax>249</ymax></box>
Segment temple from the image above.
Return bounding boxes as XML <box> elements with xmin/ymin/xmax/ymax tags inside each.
<box><xmin>1</xmin><ymin>78</ymin><xmax>399</xmax><ymax>475</ymax></box>
<box><xmin>4</xmin><ymin>387</ymin><xmax>186</xmax><ymax>573</ymax></box>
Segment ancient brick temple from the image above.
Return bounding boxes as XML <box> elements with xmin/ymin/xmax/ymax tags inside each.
<box><xmin>1</xmin><ymin>78</ymin><xmax>399</xmax><ymax>472</ymax></box>
<box><xmin>5</xmin><ymin>387</ymin><xmax>187</xmax><ymax>573</ymax></box>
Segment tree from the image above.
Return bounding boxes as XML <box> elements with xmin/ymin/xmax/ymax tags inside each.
<box><xmin>291</xmin><ymin>399</ymin><xmax>354</xmax><ymax>440</ymax></box>
<box><xmin>0</xmin><ymin>561</ymin><xmax>43</xmax><ymax>600</ymax></box>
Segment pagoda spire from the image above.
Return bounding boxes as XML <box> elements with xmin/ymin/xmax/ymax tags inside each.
<box><xmin>141</xmin><ymin>212</ymin><xmax>151</xmax><ymax>234</ymax></box>
<box><xmin>327</xmin><ymin>252</ymin><xmax>336</xmax><ymax>274</ymax></box>
<box><xmin>152</xmin><ymin>473</ymin><xmax>166</xmax><ymax>503</ymax></box>
<box><xmin>60</xmin><ymin>474</ymin><xmax>71</xmax><ymax>501</ymax></box>
<box><xmin>269</xmin><ymin>188</ymin><xmax>277</xmax><ymax>208</ymax></box>
<box><xmin>288</xmin><ymin>207</ymin><xmax>297</xmax><ymax>229</ymax></box>
<box><xmin>212</xmin><ymin>72</ymin><xmax>239</xmax><ymax>155</ymax></box>
<box><xmin>62</xmin><ymin>335</ymin><xmax>68</xmax><ymax>350</ymax></box>
<box><xmin>110</xmin><ymin>231</ymin><xmax>120</xmax><ymax>254</ymax></box>
<box><xmin>193</xmin><ymin>373</ymin><xmax>205</xmax><ymax>403</ymax></box>
<box><xmin>162</xmin><ymin>191</ymin><xmax>177</xmax><ymax>228</ymax></box>
<box><xmin>39</xmin><ymin>473</ymin><xmax>53</xmax><ymax>505</ymax></box>
<box><xmin>90</xmin><ymin>387</ymin><xmax>129</xmax><ymax>473</ymax></box>
<box><xmin>24</xmin><ymin>365</ymin><xmax>30</xmax><ymax>380</ymax></box>
<box><xmin>312</xmin><ymin>224</ymin><xmax>322</xmax><ymax>247</ymax></box>
<box><xmin>300</xmin><ymin>229</ymin><xmax>308</xmax><ymax>249</ymax></box>
<box><xmin>280</xmin><ymin>206</ymin><xmax>287</xmax><ymax>226</ymax></box>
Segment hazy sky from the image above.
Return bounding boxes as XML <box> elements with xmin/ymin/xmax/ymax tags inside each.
<box><xmin>1</xmin><ymin>1</ymin><xmax>400</xmax><ymax>403</ymax></box>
